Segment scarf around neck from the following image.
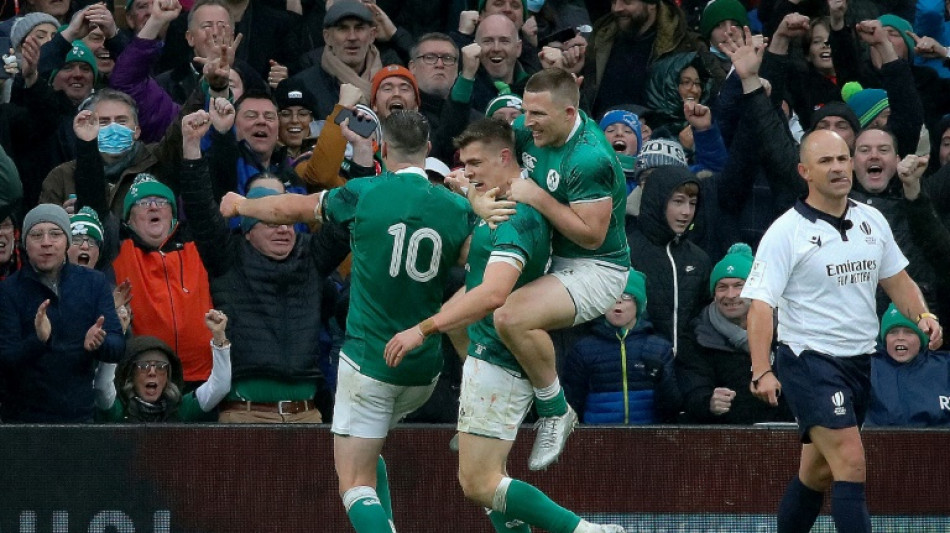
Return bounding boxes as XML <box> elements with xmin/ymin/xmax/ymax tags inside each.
<box><xmin>320</xmin><ymin>45</ymin><xmax>381</xmax><ymax>105</ymax></box>
<box><xmin>706</xmin><ymin>304</ymin><xmax>749</xmax><ymax>353</ymax></box>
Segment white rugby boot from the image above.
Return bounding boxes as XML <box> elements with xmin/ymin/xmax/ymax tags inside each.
<box><xmin>528</xmin><ymin>405</ymin><xmax>578</xmax><ymax>470</ymax></box>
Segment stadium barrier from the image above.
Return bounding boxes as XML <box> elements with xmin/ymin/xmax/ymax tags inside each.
<box><xmin>1</xmin><ymin>425</ymin><xmax>947</xmax><ymax>532</ymax></box>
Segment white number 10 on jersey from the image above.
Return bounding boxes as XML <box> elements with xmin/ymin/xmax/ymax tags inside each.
<box><xmin>388</xmin><ymin>223</ymin><xmax>443</xmax><ymax>282</ymax></box>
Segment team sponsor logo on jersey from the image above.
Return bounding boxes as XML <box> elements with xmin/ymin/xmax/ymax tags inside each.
<box><xmin>826</xmin><ymin>259</ymin><xmax>877</xmax><ymax>286</ymax></box>
<box><xmin>522</xmin><ymin>153</ymin><xmax>537</xmax><ymax>171</ymax></box>
<box><xmin>546</xmin><ymin>169</ymin><xmax>560</xmax><ymax>191</ymax></box>
<box><xmin>832</xmin><ymin>391</ymin><xmax>846</xmax><ymax>416</ymax></box>
<box><xmin>809</xmin><ymin>235</ymin><xmax>822</xmax><ymax>247</ymax></box>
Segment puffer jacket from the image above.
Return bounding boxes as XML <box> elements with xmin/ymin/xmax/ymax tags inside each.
<box><xmin>180</xmin><ymin>158</ymin><xmax>350</xmax><ymax>382</ymax></box>
<box><xmin>626</xmin><ymin>166</ymin><xmax>711</xmax><ymax>355</ymax></box>
<box><xmin>866</xmin><ymin>349</ymin><xmax>950</xmax><ymax>427</ymax></box>
<box><xmin>563</xmin><ymin>317</ymin><xmax>680</xmax><ymax>424</ymax></box>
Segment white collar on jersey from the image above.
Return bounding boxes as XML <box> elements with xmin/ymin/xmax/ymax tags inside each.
<box><xmin>565</xmin><ymin>114</ymin><xmax>582</xmax><ymax>143</ymax></box>
<box><xmin>394</xmin><ymin>166</ymin><xmax>427</xmax><ymax>178</ymax></box>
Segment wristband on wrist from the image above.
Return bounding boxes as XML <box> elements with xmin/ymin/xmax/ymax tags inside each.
<box><xmin>418</xmin><ymin>318</ymin><xmax>438</xmax><ymax>338</ymax></box>
<box><xmin>751</xmin><ymin>369</ymin><xmax>773</xmax><ymax>388</ymax></box>
<box><xmin>916</xmin><ymin>312</ymin><xmax>938</xmax><ymax>323</ymax></box>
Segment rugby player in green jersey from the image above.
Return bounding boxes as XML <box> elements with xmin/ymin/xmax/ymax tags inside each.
<box><xmin>221</xmin><ymin>111</ymin><xmax>473</xmax><ymax>533</ymax></box>
<box><xmin>470</xmin><ymin>68</ymin><xmax>631</xmax><ymax>470</ymax></box>
<box><xmin>385</xmin><ymin>118</ymin><xmax>625</xmax><ymax>533</ymax></box>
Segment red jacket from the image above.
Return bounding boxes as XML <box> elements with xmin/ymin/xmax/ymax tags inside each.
<box><xmin>112</xmin><ymin>229</ymin><xmax>213</xmax><ymax>381</ymax></box>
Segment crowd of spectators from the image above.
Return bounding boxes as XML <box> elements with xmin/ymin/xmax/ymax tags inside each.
<box><xmin>0</xmin><ymin>0</ymin><xmax>947</xmax><ymax>427</ymax></box>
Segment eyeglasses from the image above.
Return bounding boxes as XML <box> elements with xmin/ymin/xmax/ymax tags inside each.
<box><xmin>26</xmin><ymin>229</ymin><xmax>66</xmax><ymax>242</ymax></box>
<box><xmin>620</xmin><ymin>294</ymin><xmax>634</xmax><ymax>301</ymax></box>
<box><xmin>133</xmin><ymin>361</ymin><xmax>170</xmax><ymax>374</ymax></box>
<box><xmin>279</xmin><ymin>109</ymin><xmax>313</xmax><ymax>120</ymax></box>
<box><xmin>414</xmin><ymin>53</ymin><xmax>458</xmax><ymax>66</ymax></box>
<box><xmin>71</xmin><ymin>235</ymin><xmax>100</xmax><ymax>248</ymax></box>
<box><xmin>133</xmin><ymin>198</ymin><xmax>171</xmax><ymax>209</ymax></box>
<box><xmin>678</xmin><ymin>79</ymin><xmax>702</xmax><ymax>89</ymax></box>
<box><xmin>0</xmin><ymin>221</ymin><xmax>14</xmax><ymax>234</ymax></box>
<box><xmin>241</xmin><ymin>110</ymin><xmax>279</xmax><ymax>122</ymax></box>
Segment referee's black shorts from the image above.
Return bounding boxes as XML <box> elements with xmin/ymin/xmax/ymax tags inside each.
<box><xmin>776</xmin><ymin>343</ymin><xmax>872</xmax><ymax>443</ymax></box>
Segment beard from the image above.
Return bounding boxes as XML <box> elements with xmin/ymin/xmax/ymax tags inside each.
<box><xmin>616</xmin><ymin>10</ymin><xmax>652</xmax><ymax>35</ymax></box>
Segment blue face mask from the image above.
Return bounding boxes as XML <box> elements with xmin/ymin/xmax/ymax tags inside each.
<box><xmin>97</xmin><ymin>123</ymin><xmax>135</xmax><ymax>155</ymax></box>
<box><xmin>526</xmin><ymin>0</ymin><xmax>546</xmax><ymax>12</ymax></box>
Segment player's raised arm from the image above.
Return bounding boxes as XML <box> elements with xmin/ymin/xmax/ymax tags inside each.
<box><xmin>220</xmin><ymin>191</ymin><xmax>324</xmax><ymax>225</ymax></box>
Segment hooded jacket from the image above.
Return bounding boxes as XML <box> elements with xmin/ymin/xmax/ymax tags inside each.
<box><xmin>645</xmin><ymin>52</ymin><xmax>712</xmax><ymax>133</ymax></box>
<box><xmin>111</xmin><ymin>335</ymin><xmax>185</xmax><ymax>422</ymax></box>
<box><xmin>626</xmin><ymin>166</ymin><xmax>711</xmax><ymax>355</ymax></box>
<box><xmin>563</xmin><ymin>317</ymin><xmax>681</xmax><ymax>424</ymax></box>
<box><xmin>867</xmin><ymin>349</ymin><xmax>950</xmax><ymax>427</ymax></box>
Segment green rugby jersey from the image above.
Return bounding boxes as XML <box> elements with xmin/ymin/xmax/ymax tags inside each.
<box><xmin>322</xmin><ymin>169</ymin><xmax>473</xmax><ymax>386</ymax></box>
<box><xmin>466</xmin><ymin>203</ymin><xmax>551</xmax><ymax>375</ymax></box>
<box><xmin>512</xmin><ymin>111</ymin><xmax>630</xmax><ymax>267</ymax></box>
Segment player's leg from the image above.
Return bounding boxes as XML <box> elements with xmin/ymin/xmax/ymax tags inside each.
<box><xmin>332</xmin><ymin>362</ymin><xmax>406</xmax><ymax>533</ymax></box>
<box><xmin>809</xmin><ymin>425</ymin><xmax>870</xmax><ymax>533</ymax></box>
<box><xmin>335</xmin><ymin>435</ymin><xmax>390</xmax><ymax>533</ymax></box>
<box><xmin>456</xmin><ymin>358</ymin><xmax>625</xmax><ymax>533</ymax></box>
<box><xmin>492</xmin><ymin>275</ymin><xmax>576</xmax><ymax>470</ymax></box>
<box><xmin>777</xmin><ymin>443</ymin><xmax>832</xmax><ymax>533</ymax></box>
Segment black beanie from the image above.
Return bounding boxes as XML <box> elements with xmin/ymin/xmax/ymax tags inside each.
<box><xmin>808</xmin><ymin>102</ymin><xmax>860</xmax><ymax>137</ymax></box>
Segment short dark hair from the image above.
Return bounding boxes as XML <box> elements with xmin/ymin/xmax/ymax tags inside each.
<box><xmin>410</xmin><ymin>32</ymin><xmax>458</xmax><ymax>60</ymax></box>
<box><xmin>672</xmin><ymin>181</ymin><xmax>700</xmax><ymax>197</ymax></box>
<box><xmin>856</xmin><ymin>126</ymin><xmax>898</xmax><ymax>149</ymax></box>
<box><xmin>234</xmin><ymin>89</ymin><xmax>277</xmax><ymax>113</ymax></box>
<box><xmin>454</xmin><ymin>118</ymin><xmax>515</xmax><ymax>151</ymax></box>
<box><xmin>524</xmin><ymin>67</ymin><xmax>579</xmax><ymax>107</ymax></box>
<box><xmin>382</xmin><ymin>110</ymin><xmax>429</xmax><ymax>156</ymax></box>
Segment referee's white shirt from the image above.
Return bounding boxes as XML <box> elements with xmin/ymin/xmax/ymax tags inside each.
<box><xmin>742</xmin><ymin>200</ymin><xmax>908</xmax><ymax>357</ymax></box>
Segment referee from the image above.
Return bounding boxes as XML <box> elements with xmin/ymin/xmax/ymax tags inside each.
<box><xmin>741</xmin><ymin>129</ymin><xmax>943</xmax><ymax>533</ymax></box>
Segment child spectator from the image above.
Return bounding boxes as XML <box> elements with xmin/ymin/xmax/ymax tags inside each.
<box><xmin>564</xmin><ymin>270</ymin><xmax>681</xmax><ymax>424</ymax></box>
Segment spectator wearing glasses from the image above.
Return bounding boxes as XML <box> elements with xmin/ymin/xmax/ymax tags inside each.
<box><xmin>95</xmin><ymin>310</ymin><xmax>232</xmax><ymax>422</ymax></box>
<box><xmin>39</xmin><ymin>89</ymin><xmax>180</xmax><ymax>220</ymax></box>
<box><xmin>409</xmin><ymin>33</ymin><xmax>477</xmax><ymax>162</ymax></box>
<box><xmin>109</xmin><ymin>174</ymin><xmax>215</xmax><ymax>390</ymax></box>
<box><xmin>0</xmin><ymin>204</ymin><xmax>125</xmax><ymax>423</ymax></box>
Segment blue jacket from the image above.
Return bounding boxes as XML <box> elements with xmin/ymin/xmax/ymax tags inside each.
<box><xmin>866</xmin><ymin>349</ymin><xmax>950</xmax><ymax>427</ymax></box>
<box><xmin>0</xmin><ymin>262</ymin><xmax>124</xmax><ymax>422</ymax></box>
<box><xmin>563</xmin><ymin>318</ymin><xmax>681</xmax><ymax>424</ymax></box>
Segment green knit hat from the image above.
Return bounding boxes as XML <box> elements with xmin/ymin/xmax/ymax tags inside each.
<box><xmin>70</xmin><ymin>206</ymin><xmax>104</xmax><ymax>245</ymax></box>
<box><xmin>63</xmin><ymin>40</ymin><xmax>99</xmax><ymax>79</ymax></box>
<box><xmin>699</xmin><ymin>0</ymin><xmax>750</xmax><ymax>42</ymax></box>
<box><xmin>879</xmin><ymin>303</ymin><xmax>928</xmax><ymax>347</ymax></box>
<box><xmin>485</xmin><ymin>94</ymin><xmax>523</xmax><ymax>118</ymax></box>
<box><xmin>123</xmin><ymin>173</ymin><xmax>177</xmax><ymax>220</ymax></box>
<box><xmin>709</xmin><ymin>242</ymin><xmax>754</xmax><ymax>294</ymax></box>
<box><xmin>841</xmin><ymin>82</ymin><xmax>889</xmax><ymax>128</ymax></box>
<box><xmin>623</xmin><ymin>269</ymin><xmax>648</xmax><ymax>312</ymax></box>
<box><xmin>878</xmin><ymin>14</ymin><xmax>915</xmax><ymax>57</ymax></box>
